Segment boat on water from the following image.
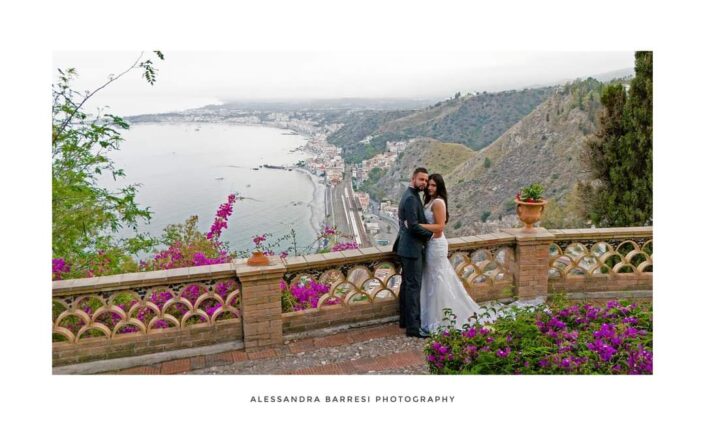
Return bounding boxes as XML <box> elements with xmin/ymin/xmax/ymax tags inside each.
<box><xmin>252</xmin><ymin>167</ymin><xmax>259</xmax><ymax>170</ymax></box>
<box><xmin>262</xmin><ymin>164</ymin><xmax>286</xmax><ymax>170</ymax></box>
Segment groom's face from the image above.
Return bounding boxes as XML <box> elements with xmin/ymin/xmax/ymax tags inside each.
<box><xmin>412</xmin><ymin>172</ymin><xmax>428</xmax><ymax>191</ymax></box>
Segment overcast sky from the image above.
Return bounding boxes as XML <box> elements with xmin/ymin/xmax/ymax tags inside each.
<box><xmin>53</xmin><ymin>51</ymin><xmax>634</xmax><ymax>116</ymax></box>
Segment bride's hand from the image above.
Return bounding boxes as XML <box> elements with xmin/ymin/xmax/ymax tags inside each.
<box><xmin>433</xmin><ymin>231</ymin><xmax>442</xmax><ymax>238</ymax></box>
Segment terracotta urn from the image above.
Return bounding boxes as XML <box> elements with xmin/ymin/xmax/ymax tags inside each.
<box><xmin>247</xmin><ymin>251</ymin><xmax>270</xmax><ymax>266</ymax></box>
<box><xmin>514</xmin><ymin>199</ymin><xmax>547</xmax><ymax>232</ymax></box>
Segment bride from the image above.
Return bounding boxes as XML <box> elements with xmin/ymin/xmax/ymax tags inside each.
<box><xmin>415</xmin><ymin>173</ymin><xmax>488</xmax><ymax>332</ymax></box>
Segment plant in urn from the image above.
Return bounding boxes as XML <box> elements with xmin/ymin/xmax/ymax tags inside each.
<box><xmin>247</xmin><ymin>233</ymin><xmax>271</xmax><ymax>266</ymax></box>
<box><xmin>514</xmin><ymin>183</ymin><xmax>547</xmax><ymax>232</ymax></box>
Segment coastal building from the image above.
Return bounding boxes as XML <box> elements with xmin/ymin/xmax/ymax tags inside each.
<box><xmin>365</xmin><ymin>221</ymin><xmax>380</xmax><ymax>234</ymax></box>
<box><xmin>380</xmin><ymin>201</ymin><xmax>398</xmax><ymax>219</ymax></box>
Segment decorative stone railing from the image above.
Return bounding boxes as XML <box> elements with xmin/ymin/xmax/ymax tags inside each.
<box><xmin>52</xmin><ymin>227</ymin><xmax>652</xmax><ymax>366</ymax></box>
<box><xmin>547</xmin><ymin>227</ymin><xmax>653</xmax><ymax>295</ymax></box>
<box><xmin>52</xmin><ymin>263</ymin><xmax>245</xmax><ymax>365</ymax></box>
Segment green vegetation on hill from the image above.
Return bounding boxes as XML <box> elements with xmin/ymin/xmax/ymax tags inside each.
<box><xmin>379</xmin><ymin>87</ymin><xmax>555</xmax><ymax>150</ymax></box>
<box><xmin>359</xmin><ymin>167</ymin><xmax>387</xmax><ymax>200</ymax></box>
<box><xmin>327</xmin><ymin>87</ymin><xmax>554</xmax><ymax>164</ymax></box>
<box><xmin>326</xmin><ymin>110</ymin><xmax>413</xmax><ymax>163</ymax></box>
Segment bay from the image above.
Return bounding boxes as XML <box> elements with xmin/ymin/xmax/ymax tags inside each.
<box><xmin>102</xmin><ymin>122</ymin><xmax>326</xmax><ymax>256</ymax></box>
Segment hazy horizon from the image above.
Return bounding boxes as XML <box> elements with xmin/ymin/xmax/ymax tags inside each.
<box><xmin>53</xmin><ymin>51</ymin><xmax>635</xmax><ymax>116</ymax></box>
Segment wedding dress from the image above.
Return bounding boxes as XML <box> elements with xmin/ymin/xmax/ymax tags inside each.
<box><xmin>420</xmin><ymin>198</ymin><xmax>489</xmax><ymax>332</ymax></box>
<box><xmin>419</xmin><ymin>198</ymin><xmax>545</xmax><ymax>332</ymax></box>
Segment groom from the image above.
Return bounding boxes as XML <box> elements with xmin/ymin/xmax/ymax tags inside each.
<box><xmin>392</xmin><ymin>167</ymin><xmax>434</xmax><ymax>338</ymax></box>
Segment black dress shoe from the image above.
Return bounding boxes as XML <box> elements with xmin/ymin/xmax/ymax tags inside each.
<box><xmin>406</xmin><ymin>330</ymin><xmax>430</xmax><ymax>339</ymax></box>
<box><xmin>399</xmin><ymin>323</ymin><xmax>406</xmax><ymax>329</ymax></box>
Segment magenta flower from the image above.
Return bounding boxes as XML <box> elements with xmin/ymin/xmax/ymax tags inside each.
<box><xmin>331</xmin><ymin>241</ymin><xmax>359</xmax><ymax>252</ymax></box>
<box><xmin>496</xmin><ymin>348</ymin><xmax>511</xmax><ymax>358</ymax></box>
<box><xmin>207</xmin><ymin>193</ymin><xmax>238</xmax><ymax>240</ymax></box>
<box><xmin>52</xmin><ymin>258</ymin><xmax>71</xmax><ymax>280</ymax></box>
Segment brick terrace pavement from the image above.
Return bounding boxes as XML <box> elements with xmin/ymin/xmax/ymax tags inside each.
<box><xmin>107</xmin><ymin>323</ymin><xmax>430</xmax><ymax>375</ymax></box>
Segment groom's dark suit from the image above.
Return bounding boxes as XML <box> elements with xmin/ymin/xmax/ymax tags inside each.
<box><xmin>392</xmin><ymin>186</ymin><xmax>434</xmax><ymax>336</ymax></box>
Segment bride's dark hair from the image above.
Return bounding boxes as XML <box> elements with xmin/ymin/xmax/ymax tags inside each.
<box><xmin>424</xmin><ymin>173</ymin><xmax>450</xmax><ymax>224</ymax></box>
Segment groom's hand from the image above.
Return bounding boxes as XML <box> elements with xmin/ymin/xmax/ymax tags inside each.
<box><xmin>433</xmin><ymin>231</ymin><xmax>442</xmax><ymax>238</ymax></box>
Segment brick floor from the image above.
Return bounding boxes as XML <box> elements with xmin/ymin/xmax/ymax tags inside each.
<box><xmin>290</xmin><ymin>362</ymin><xmax>354</xmax><ymax>375</ymax></box>
<box><xmin>313</xmin><ymin>333</ymin><xmax>353</xmax><ymax>348</ymax></box>
<box><xmin>110</xmin><ymin>322</ymin><xmax>427</xmax><ymax>375</ymax></box>
<box><xmin>160</xmin><ymin>358</ymin><xmax>191</xmax><ymax>375</ymax></box>
<box><xmin>231</xmin><ymin>351</ymin><xmax>250</xmax><ymax>362</ymax></box>
<box><xmin>306</xmin><ymin>350</ymin><xmax>427</xmax><ymax>375</ymax></box>
<box><xmin>205</xmin><ymin>352</ymin><xmax>234</xmax><ymax>367</ymax></box>
<box><xmin>247</xmin><ymin>348</ymin><xmax>278</xmax><ymax>361</ymax></box>
<box><xmin>115</xmin><ymin>365</ymin><xmax>161</xmax><ymax>375</ymax></box>
<box><xmin>190</xmin><ymin>356</ymin><xmax>206</xmax><ymax>370</ymax></box>
<box><xmin>287</xmin><ymin>338</ymin><xmax>316</xmax><ymax>353</ymax></box>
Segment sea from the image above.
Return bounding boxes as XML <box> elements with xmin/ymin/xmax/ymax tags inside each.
<box><xmin>101</xmin><ymin>122</ymin><xmax>326</xmax><ymax>256</ymax></box>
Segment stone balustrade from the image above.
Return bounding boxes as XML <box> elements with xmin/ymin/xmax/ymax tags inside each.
<box><xmin>52</xmin><ymin>227</ymin><xmax>652</xmax><ymax>366</ymax></box>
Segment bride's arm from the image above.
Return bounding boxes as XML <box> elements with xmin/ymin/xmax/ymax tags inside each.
<box><xmin>418</xmin><ymin>222</ymin><xmax>443</xmax><ymax>232</ymax></box>
<box><xmin>418</xmin><ymin>200</ymin><xmax>446</xmax><ymax>236</ymax></box>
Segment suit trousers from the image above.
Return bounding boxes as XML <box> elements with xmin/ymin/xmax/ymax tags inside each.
<box><xmin>399</xmin><ymin>255</ymin><xmax>424</xmax><ymax>334</ymax></box>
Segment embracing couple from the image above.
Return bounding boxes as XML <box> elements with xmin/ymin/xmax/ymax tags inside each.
<box><xmin>392</xmin><ymin>167</ymin><xmax>484</xmax><ymax>338</ymax></box>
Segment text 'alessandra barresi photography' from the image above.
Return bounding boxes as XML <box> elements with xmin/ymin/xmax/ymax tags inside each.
<box><xmin>248</xmin><ymin>395</ymin><xmax>456</xmax><ymax>403</ymax></box>
<box><xmin>51</xmin><ymin>51</ymin><xmax>652</xmax><ymax>376</ymax></box>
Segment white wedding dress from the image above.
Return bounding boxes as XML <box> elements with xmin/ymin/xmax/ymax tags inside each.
<box><xmin>420</xmin><ymin>198</ymin><xmax>489</xmax><ymax>332</ymax></box>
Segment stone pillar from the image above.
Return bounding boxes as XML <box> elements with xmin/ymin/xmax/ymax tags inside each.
<box><xmin>504</xmin><ymin>228</ymin><xmax>555</xmax><ymax>301</ymax></box>
<box><xmin>235</xmin><ymin>259</ymin><xmax>286</xmax><ymax>352</ymax></box>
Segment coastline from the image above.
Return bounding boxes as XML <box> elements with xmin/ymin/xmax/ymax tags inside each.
<box><xmin>294</xmin><ymin>167</ymin><xmax>326</xmax><ymax>252</ymax></box>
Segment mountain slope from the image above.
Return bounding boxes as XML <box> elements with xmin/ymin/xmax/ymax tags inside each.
<box><xmin>326</xmin><ymin>110</ymin><xmax>415</xmax><ymax>163</ymax></box>
<box><xmin>377</xmin><ymin>87</ymin><xmax>554</xmax><ymax>150</ymax></box>
<box><xmin>373</xmin><ymin>138</ymin><xmax>475</xmax><ymax>202</ymax></box>
<box><xmin>327</xmin><ymin>87</ymin><xmax>553</xmax><ymax>164</ymax></box>
<box><xmin>442</xmin><ymin>78</ymin><xmax>607</xmax><ymax>236</ymax></box>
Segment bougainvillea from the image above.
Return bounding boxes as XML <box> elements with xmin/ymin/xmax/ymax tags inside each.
<box><xmin>425</xmin><ymin>299</ymin><xmax>652</xmax><ymax>375</ymax></box>
<box><xmin>331</xmin><ymin>241</ymin><xmax>360</xmax><ymax>252</ymax></box>
<box><xmin>279</xmin><ymin>278</ymin><xmax>341</xmax><ymax>312</ymax></box>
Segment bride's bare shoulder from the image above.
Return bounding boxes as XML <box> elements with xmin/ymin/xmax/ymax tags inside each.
<box><xmin>432</xmin><ymin>198</ymin><xmax>446</xmax><ymax>207</ymax></box>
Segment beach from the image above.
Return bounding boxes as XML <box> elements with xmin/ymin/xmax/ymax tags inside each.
<box><xmin>294</xmin><ymin>167</ymin><xmax>327</xmax><ymax>251</ymax></box>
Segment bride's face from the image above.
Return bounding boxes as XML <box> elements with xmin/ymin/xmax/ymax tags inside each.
<box><xmin>427</xmin><ymin>180</ymin><xmax>437</xmax><ymax>197</ymax></box>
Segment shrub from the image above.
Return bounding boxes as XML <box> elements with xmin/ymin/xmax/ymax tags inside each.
<box><xmin>424</xmin><ymin>299</ymin><xmax>652</xmax><ymax>375</ymax></box>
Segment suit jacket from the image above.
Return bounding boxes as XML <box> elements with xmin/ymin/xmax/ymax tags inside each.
<box><xmin>392</xmin><ymin>186</ymin><xmax>434</xmax><ymax>258</ymax></box>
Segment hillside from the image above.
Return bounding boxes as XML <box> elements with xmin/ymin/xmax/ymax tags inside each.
<box><xmin>365</xmin><ymin>78</ymin><xmax>616</xmax><ymax>235</ymax></box>
<box><xmin>442</xmin><ymin>78</ymin><xmax>607</xmax><ymax>236</ymax></box>
<box><xmin>327</xmin><ymin>87</ymin><xmax>553</xmax><ymax>164</ymax></box>
<box><xmin>371</xmin><ymin>138</ymin><xmax>475</xmax><ymax>202</ymax></box>
<box><xmin>378</xmin><ymin>87</ymin><xmax>555</xmax><ymax>150</ymax></box>
<box><xmin>325</xmin><ymin>110</ymin><xmax>415</xmax><ymax>164</ymax></box>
